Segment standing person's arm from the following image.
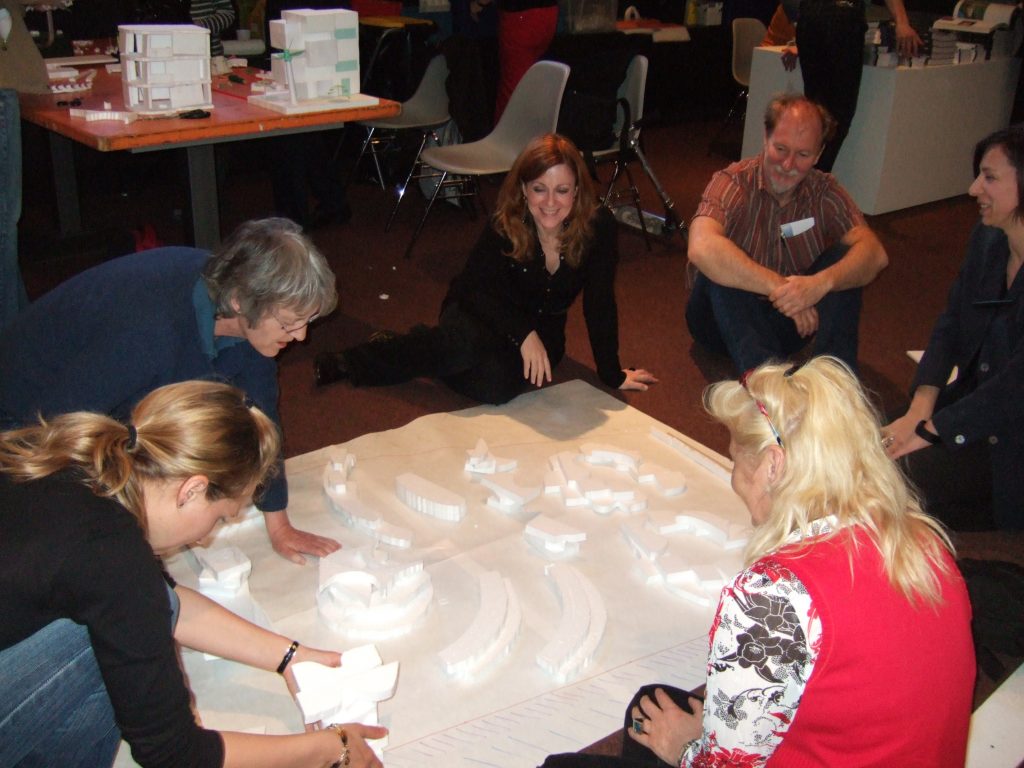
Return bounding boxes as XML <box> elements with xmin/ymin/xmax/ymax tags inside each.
<box><xmin>883</xmin><ymin>0</ymin><xmax>923</xmax><ymax>58</ymax></box>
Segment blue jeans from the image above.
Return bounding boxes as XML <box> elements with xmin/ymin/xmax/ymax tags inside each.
<box><xmin>1</xmin><ymin>88</ymin><xmax>28</xmax><ymax>330</ymax></box>
<box><xmin>686</xmin><ymin>243</ymin><xmax>862</xmax><ymax>374</ymax></box>
<box><xmin>0</xmin><ymin>619</ymin><xmax>121</xmax><ymax>768</ymax></box>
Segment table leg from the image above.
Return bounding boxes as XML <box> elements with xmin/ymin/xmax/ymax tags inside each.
<box><xmin>48</xmin><ymin>133</ymin><xmax>81</xmax><ymax>236</ymax></box>
<box><xmin>187</xmin><ymin>144</ymin><xmax>220</xmax><ymax>250</ymax></box>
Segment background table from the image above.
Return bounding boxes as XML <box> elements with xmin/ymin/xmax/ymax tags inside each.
<box><xmin>19</xmin><ymin>69</ymin><xmax>400</xmax><ymax>249</ymax></box>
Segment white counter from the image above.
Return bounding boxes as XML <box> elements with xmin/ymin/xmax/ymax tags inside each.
<box><xmin>741</xmin><ymin>47</ymin><xmax>1020</xmax><ymax>215</ymax></box>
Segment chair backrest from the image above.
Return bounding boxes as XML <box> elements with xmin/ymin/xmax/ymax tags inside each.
<box><xmin>400</xmin><ymin>53</ymin><xmax>450</xmax><ymax>126</ymax></box>
<box><xmin>731</xmin><ymin>18</ymin><xmax>767</xmax><ymax>89</ymax></box>
<box><xmin>614</xmin><ymin>54</ymin><xmax>648</xmax><ymax>134</ymax></box>
<box><xmin>489</xmin><ymin>60</ymin><xmax>570</xmax><ymax>158</ymax></box>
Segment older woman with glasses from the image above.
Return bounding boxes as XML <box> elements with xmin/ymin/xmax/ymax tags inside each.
<box><xmin>0</xmin><ymin>217</ymin><xmax>339</xmax><ymax>564</ymax></box>
<box><xmin>542</xmin><ymin>357</ymin><xmax>974</xmax><ymax>768</ymax></box>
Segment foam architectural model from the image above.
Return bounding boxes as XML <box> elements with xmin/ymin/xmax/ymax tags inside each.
<box><xmin>544</xmin><ymin>451</ymin><xmax>647</xmax><ymax>515</ymax></box>
<box><xmin>523</xmin><ymin>514</ymin><xmax>587</xmax><ymax>558</ymax></box>
<box><xmin>536</xmin><ymin>564</ymin><xmax>607</xmax><ymax>683</ymax></box>
<box><xmin>69</xmin><ymin>106</ymin><xmax>136</xmax><ymax>124</ymax></box>
<box><xmin>250</xmin><ymin>9</ymin><xmax>378</xmax><ymax>114</ymax></box>
<box><xmin>651</xmin><ymin>428</ymin><xmax>732</xmax><ymax>483</ymax></box>
<box><xmin>646</xmin><ymin>509</ymin><xmax>750</xmax><ymax>550</ymax></box>
<box><xmin>480</xmin><ymin>473</ymin><xmax>542</xmax><ymax>514</ymax></box>
<box><xmin>291</xmin><ymin>644</ymin><xmax>397</xmax><ymax>759</ymax></box>
<box><xmin>191</xmin><ymin>544</ymin><xmax>252</xmax><ymax>595</ymax></box>
<box><xmin>118</xmin><ymin>24</ymin><xmax>213</xmax><ymax>113</ymax></box>
<box><xmin>321</xmin><ymin>450</ymin><xmax>413</xmax><ymax>548</ymax></box>
<box><xmin>395</xmin><ymin>472</ymin><xmax>467</xmax><ymax>522</ymax></box>
<box><xmin>464</xmin><ymin>438</ymin><xmax>517</xmax><ymax>475</ymax></box>
<box><xmin>437</xmin><ymin>571</ymin><xmax>521</xmax><ymax>678</ymax></box>
<box><xmin>317</xmin><ymin>546</ymin><xmax>433</xmax><ymax>638</ymax></box>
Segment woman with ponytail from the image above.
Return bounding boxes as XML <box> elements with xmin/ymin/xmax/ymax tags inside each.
<box><xmin>0</xmin><ymin>381</ymin><xmax>385</xmax><ymax>768</ymax></box>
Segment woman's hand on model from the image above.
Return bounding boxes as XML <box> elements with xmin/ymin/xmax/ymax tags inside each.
<box><xmin>520</xmin><ymin>331</ymin><xmax>552</xmax><ymax>388</ymax></box>
<box><xmin>620</xmin><ymin>368</ymin><xmax>658</xmax><ymax>391</ymax></box>
<box><xmin>627</xmin><ymin>687</ymin><xmax>703</xmax><ymax>765</ymax></box>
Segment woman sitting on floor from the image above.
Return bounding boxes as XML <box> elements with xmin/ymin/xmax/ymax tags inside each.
<box><xmin>543</xmin><ymin>357</ymin><xmax>974</xmax><ymax>768</ymax></box>
<box><xmin>883</xmin><ymin>124</ymin><xmax>1024</xmax><ymax>531</ymax></box>
<box><xmin>0</xmin><ymin>381</ymin><xmax>385</xmax><ymax>768</ymax></box>
<box><xmin>314</xmin><ymin>133</ymin><xmax>656</xmax><ymax>404</ymax></box>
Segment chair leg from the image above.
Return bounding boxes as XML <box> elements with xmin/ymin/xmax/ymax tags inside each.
<box><xmin>385</xmin><ymin>129</ymin><xmax>430</xmax><ymax>232</ymax></box>
<box><xmin>405</xmin><ymin>169</ymin><xmax>448</xmax><ymax>259</ymax></box>
<box><xmin>350</xmin><ymin>126</ymin><xmax>384</xmax><ymax>190</ymax></box>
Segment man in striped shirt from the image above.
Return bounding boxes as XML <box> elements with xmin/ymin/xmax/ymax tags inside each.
<box><xmin>685</xmin><ymin>94</ymin><xmax>888</xmax><ymax>374</ymax></box>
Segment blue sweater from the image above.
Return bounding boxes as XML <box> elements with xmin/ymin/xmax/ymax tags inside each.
<box><xmin>0</xmin><ymin>247</ymin><xmax>287</xmax><ymax>510</ymax></box>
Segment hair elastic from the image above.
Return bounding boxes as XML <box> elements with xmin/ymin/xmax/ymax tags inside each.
<box><xmin>125</xmin><ymin>425</ymin><xmax>138</xmax><ymax>451</ymax></box>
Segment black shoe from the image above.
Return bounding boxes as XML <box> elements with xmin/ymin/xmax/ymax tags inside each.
<box><xmin>314</xmin><ymin>351</ymin><xmax>350</xmax><ymax>387</ymax></box>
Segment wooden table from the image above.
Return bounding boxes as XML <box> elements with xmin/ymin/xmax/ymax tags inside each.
<box><xmin>19</xmin><ymin>68</ymin><xmax>400</xmax><ymax>249</ymax></box>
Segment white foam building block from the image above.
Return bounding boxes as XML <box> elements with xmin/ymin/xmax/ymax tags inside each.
<box><xmin>619</xmin><ymin>516</ymin><xmax>669</xmax><ymax>560</ymax></box>
<box><xmin>647</xmin><ymin>509</ymin><xmax>751</xmax><ymax>550</ymax></box>
<box><xmin>118</xmin><ymin>25</ymin><xmax>213</xmax><ymax>113</ymax></box>
<box><xmin>317</xmin><ymin>547</ymin><xmax>433</xmax><ymax>639</ymax></box>
<box><xmin>191</xmin><ymin>544</ymin><xmax>251</xmax><ymax>595</ymax></box>
<box><xmin>267</xmin><ymin>9</ymin><xmax>359</xmax><ymax>101</ymax></box>
<box><xmin>69</xmin><ymin>107</ymin><xmax>136</xmax><ymax>124</ymax></box>
<box><xmin>536</xmin><ymin>564</ymin><xmax>607</xmax><ymax>683</ymax></box>
<box><xmin>546</xmin><ymin>452</ymin><xmax>646</xmax><ymax>515</ymax></box>
<box><xmin>651</xmin><ymin>427</ymin><xmax>733</xmax><ymax>483</ymax></box>
<box><xmin>579</xmin><ymin>443</ymin><xmax>641</xmax><ymax>472</ymax></box>
<box><xmin>523</xmin><ymin>514</ymin><xmax>587</xmax><ymax>558</ymax></box>
<box><xmin>480</xmin><ymin>473</ymin><xmax>541</xmax><ymax>514</ymax></box>
<box><xmin>437</xmin><ymin>571</ymin><xmax>521</xmax><ymax>678</ymax></box>
<box><xmin>631</xmin><ymin>462</ymin><xmax>687</xmax><ymax>496</ymax></box>
<box><xmin>291</xmin><ymin>645</ymin><xmax>399</xmax><ymax>724</ymax></box>
<box><xmin>464</xmin><ymin>438</ymin><xmax>517</xmax><ymax>475</ymax></box>
<box><xmin>323</xmin><ymin>469</ymin><xmax>413</xmax><ymax>549</ymax></box>
<box><xmin>395</xmin><ymin>473</ymin><xmax>466</xmax><ymax>522</ymax></box>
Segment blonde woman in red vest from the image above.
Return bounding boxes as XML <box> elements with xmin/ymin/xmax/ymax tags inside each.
<box><xmin>623</xmin><ymin>357</ymin><xmax>974</xmax><ymax>767</ymax></box>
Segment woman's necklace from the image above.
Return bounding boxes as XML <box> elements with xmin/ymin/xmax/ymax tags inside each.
<box><xmin>539</xmin><ymin>234</ymin><xmax>561</xmax><ymax>274</ymax></box>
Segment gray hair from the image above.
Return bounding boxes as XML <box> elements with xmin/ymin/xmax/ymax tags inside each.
<box><xmin>202</xmin><ymin>217</ymin><xmax>338</xmax><ymax>326</ymax></box>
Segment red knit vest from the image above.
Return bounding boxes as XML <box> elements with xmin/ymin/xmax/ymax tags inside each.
<box><xmin>764</xmin><ymin>528</ymin><xmax>974</xmax><ymax>767</ymax></box>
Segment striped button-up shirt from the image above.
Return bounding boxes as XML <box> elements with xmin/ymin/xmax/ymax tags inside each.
<box><xmin>693</xmin><ymin>154</ymin><xmax>865</xmax><ymax>276</ymax></box>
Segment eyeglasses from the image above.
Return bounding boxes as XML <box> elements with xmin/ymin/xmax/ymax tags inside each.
<box><xmin>272</xmin><ymin>309</ymin><xmax>319</xmax><ymax>334</ymax></box>
<box><xmin>739</xmin><ymin>368</ymin><xmax>784</xmax><ymax>448</ymax></box>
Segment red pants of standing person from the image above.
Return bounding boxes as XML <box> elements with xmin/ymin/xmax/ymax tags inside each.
<box><xmin>495</xmin><ymin>5</ymin><xmax>558</xmax><ymax>121</ymax></box>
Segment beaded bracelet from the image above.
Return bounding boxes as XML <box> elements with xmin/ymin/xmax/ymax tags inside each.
<box><xmin>276</xmin><ymin>640</ymin><xmax>299</xmax><ymax>674</ymax></box>
<box><xmin>328</xmin><ymin>724</ymin><xmax>350</xmax><ymax>767</ymax></box>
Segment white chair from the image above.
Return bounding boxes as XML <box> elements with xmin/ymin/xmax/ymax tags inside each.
<box><xmin>711</xmin><ymin>17</ymin><xmax>767</xmax><ymax>152</ymax></box>
<box><xmin>404</xmin><ymin>59</ymin><xmax>570</xmax><ymax>258</ymax></box>
<box><xmin>351</xmin><ymin>54</ymin><xmax>451</xmax><ymax>231</ymax></box>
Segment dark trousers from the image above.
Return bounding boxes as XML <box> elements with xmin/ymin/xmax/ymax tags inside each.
<box><xmin>538</xmin><ymin>685</ymin><xmax>698</xmax><ymax>768</ymax></box>
<box><xmin>902</xmin><ymin>440</ymin><xmax>996</xmax><ymax>531</ymax></box>
<box><xmin>343</xmin><ymin>303</ymin><xmax>561</xmax><ymax>404</ymax></box>
<box><xmin>796</xmin><ymin>0</ymin><xmax>866</xmax><ymax>173</ymax></box>
<box><xmin>685</xmin><ymin>243</ymin><xmax>862</xmax><ymax>374</ymax></box>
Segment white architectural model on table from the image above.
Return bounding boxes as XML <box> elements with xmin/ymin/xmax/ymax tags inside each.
<box><xmin>291</xmin><ymin>644</ymin><xmax>397</xmax><ymax>759</ymax></box>
<box><xmin>250</xmin><ymin>8</ymin><xmax>379</xmax><ymax>114</ymax></box>
<box><xmin>536</xmin><ymin>564</ymin><xmax>607</xmax><ymax>683</ymax></box>
<box><xmin>191</xmin><ymin>544</ymin><xmax>252</xmax><ymax>595</ymax></box>
<box><xmin>321</xmin><ymin>449</ymin><xmax>414</xmax><ymax>548</ymax></box>
<box><xmin>118</xmin><ymin>24</ymin><xmax>213</xmax><ymax>113</ymax></box>
<box><xmin>465</xmin><ymin>438</ymin><xmax>517</xmax><ymax>475</ymax></box>
<box><xmin>395</xmin><ymin>472</ymin><xmax>467</xmax><ymax>522</ymax></box>
<box><xmin>317</xmin><ymin>547</ymin><xmax>433</xmax><ymax>638</ymax></box>
<box><xmin>437</xmin><ymin>570</ymin><xmax>521</xmax><ymax>678</ymax></box>
<box><xmin>523</xmin><ymin>514</ymin><xmax>587</xmax><ymax>558</ymax></box>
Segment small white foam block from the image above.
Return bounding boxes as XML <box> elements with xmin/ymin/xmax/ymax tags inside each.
<box><xmin>328</xmin><ymin>446</ymin><xmax>357</xmax><ymax>474</ymax></box>
<box><xmin>375</xmin><ymin>520</ymin><xmax>413</xmax><ymax>549</ymax></box>
<box><xmin>323</xmin><ymin>466</ymin><xmax>352</xmax><ymax>496</ymax></box>
<box><xmin>395</xmin><ymin>472</ymin><xmax>466</xmax><ymax>521</ymax></box>
<box><xmin>192</xmin><ymin>544</ymin><xmax>251</xmax><ymax>593</ymax></box>
<box><xmin>325</xmin><ymin>488</ymin><xmax>381</xmax><ymax>531</ymax></box>
<box><xmin>579</xmin><ymin>442</ymin><xmax>641</xmax><ymax>471</ymax></box>
<box><xmin>69</xmin><ymin>107</ymin><xmax>136</xmax><ymax>124</ymax></box>
<box><xmin>620</xmin><ymin>516</ymin><xmax>669</xmax><ymax>560</ymax></box>
<box><xmin>523</xmin><ymin>514</ymin><xmax>586</xmax><ymax>557</ymax></box>
<box><xmin>480</xmin><ymin>473</ymin><xmax>541</xmax><ymax>513</ymax></box>
<box><xmin>437</xmin><ymin>571</ymin><xmax>521</xmax><ymax>678</ymax></box>
<box><xmin>648</xmin><ymin>509</ymin><xmax>749</xmax><ymax>549</ymax></box>
<box><xmin>632</xmin><ymin>461</ymin><xmax>687</xmax><ymax>496</ymax></box>
<box><xmin>464</xmin><ymin>438</ymin><xmax>516</xmax><ymax>474</ymax></box>
<box><xmin>291</xmin><ymin>645</ymin><xmax>399</xmax><ymax>724</ymax></box>
<box><xmin>536</xmin><ymin>564</ymin><xmax>607</xmax><ymax>683</ymax></box>
<box><xmin>691</xmin><ymin>563</ymin><xmax>730</xmax><ymax>592</ymax></box>
<box><xmin>651</xmin><ymin>427</ymin><xmax>733</xmax><ymax>483</ymax></box>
